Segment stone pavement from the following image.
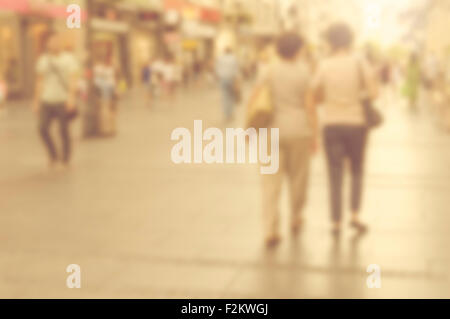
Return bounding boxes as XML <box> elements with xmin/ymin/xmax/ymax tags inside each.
<box><xmin>0</xmin><ymin>85</ymin><xmax>449</xmax><ymax>298</ymax></box>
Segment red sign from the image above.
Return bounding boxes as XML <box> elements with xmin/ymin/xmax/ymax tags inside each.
<box><xmin>0</xmin><ymin>0</ymin><xmax>87</xmax><ymax>20</ymax></box>
<box><xmin>200</xmin><ymin>7</ymin><xmax>221</xmax><ymax>23</ymax></box>
<box><xmin>0</xmin><ymin>0</ymin><xmax>29</xmax><ymax>13</ymax></box>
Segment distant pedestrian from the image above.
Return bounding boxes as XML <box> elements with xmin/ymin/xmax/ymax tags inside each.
<box><xmin>32</xmin><ymin>31</ymin><xmax>78</xmax><ymax>169</ymax></box>
<box><xmin>311</xmin><ymin>23</ymin><xmax>378</xmax><ymax>236</ymax></box>
<box><xmin>151</xmin><ymin>57</ymin><xmax>164</xmax><ymax>98</ymax></box>
<box><xmin>423</xmin><ymin>52</ymin><xmax>440</xmax><ymax>90</ymax></box>
<box><xmin>402</xmin><ymin>53</ymin><xmax>421</xmax><ymax>112</ymax></box>
<box><xmin>215</xmin><ymin>47</ymin><xmax>240</xmax><ymax>122</ymax></box>
<box><xmin>162</xmin><ymin>55</ymin><xmax>177</xmax><ymax>99</ymax></box>
<box><xmin>380</xmin><ymin>60</ymin><xmax>391</xmax><ymax>85</ymax></box>
<box><xmin>93</xmin><ymin>53</ymin><xmax>116</xmax><ymax>102</ymax></box>
<box><xmin>93</xmin><ymin>53</ymin><xmax>118</xmax><ymax>136</ymax></box>
<box><xmin>141</xmin><ymin>60</ymin><xmax>154</xmax><ymax>103</ymax></box>
<box><xmin>379</xmin><ymin>59</ymin><xmax>394</xmax><ymax>107</ymax></box>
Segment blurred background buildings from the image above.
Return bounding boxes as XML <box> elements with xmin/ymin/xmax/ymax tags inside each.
<box><xmin>1</xmin><ymin>0</ymin><xmax>447</xmax><ymax>99</ymax></box>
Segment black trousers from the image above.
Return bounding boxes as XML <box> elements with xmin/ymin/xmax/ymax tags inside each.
<box><xmin>323</xmin><ymin>125</ymin><xmax>368</xmax><ymax>222</ymax></box>
<box><xmin>39</xmin><ymin>103</ymin><xmax>71</xmax><ymax>163</ymax></box>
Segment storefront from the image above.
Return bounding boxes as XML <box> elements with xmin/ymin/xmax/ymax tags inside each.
<box><xmin>0</xmin><ymin>11</ymin><xmax>22</xmax><ymax>96</ymax></box>
<box><xmin>182</xmin><ymin>20</ymin><xmax>216</xmax><ymax>65</ymax></box>
<box><xmin>90</xmin><ymin>1</ymin><xmax>162</xmax><ymax>88</ymax></box>
<box><xmin>162</xmin><ymin>0</ymin><xmax>220</xmax><ymax>77</ymax></box>
<box><xmin>88</xmin><ymin>2</ymin><xmax>132</xmax><ymax>87</ymax></box>
<box><xmin>198</xmin><ymin>5</ymin><xmax>221</xmax><ymax>62</ymax></box>
<box><xmin>130</xmin><ymin>30</ymin><xmax>157</xmax><ymax>85</ymax></box>
<box><xmin>129</xmin><ymin>9</ymin><xmax>161</xmax><ymax>85</ymax></box>
<box><xmin>0</xmin><ymin>0</ymin><xmax>86</xmax><ymax>97</ymax></box>
<box><xmin>90</xmin><ymin>17</ymin><xmax>130</xmax><ymax>81</ymax></box>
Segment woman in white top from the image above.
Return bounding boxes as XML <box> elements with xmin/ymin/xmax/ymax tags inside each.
<box><xmin>311</xmin><ymin>23</ymin><xmax>378</xmax><ymax>235</ymax></box>
<box><xmin>33</xmin><ymin>31</ymin><xmax>78</xmax><ymax>167</ymax></box>
<box><xmin>93</xmin><ymin>54</ymin><xmax>116</xmax><ymax>101</ymax></box>
<box><xmin>162</xmin><ymin>55</ymin><xmax>176</xmax><ymax>98</ymax></box>
<box><xmin>93</xmin><ymin>53</ymin><xmax>118</xmax><ymax>135</ymax></box>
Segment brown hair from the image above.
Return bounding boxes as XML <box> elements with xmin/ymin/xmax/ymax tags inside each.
<box><xmin>326</xmin><ymin>22</ymin><xmax>354</xmax><ymax>51</ymax></box>
<box><xmin>276</xmin><ymin>32</ymin><xmax>304</xmax><ymax>60</ymax></box>
<box><xmin>39</xmin><ymin>30</ymin><xmax>57</xmax><ymax>53</ymax></box>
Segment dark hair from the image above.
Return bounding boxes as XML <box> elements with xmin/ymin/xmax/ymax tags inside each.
<box><xmin>39</xmin><ymin>30</ymin><xmax>57</xmax><ymax>54</ymax></box>
<box><xmin>276</xmin><ymin>32</ymin><xmax>304</xmax><ymax>60</ymax></box>
<box><xmin>41</xmin><ymin>30</ymin><xmax>57</xmax><ymax>47</ymax></box>
<box><xmin>326</xmin><ymin>22</ymin><xmax>353</xmax><ymax>51</ymax></box>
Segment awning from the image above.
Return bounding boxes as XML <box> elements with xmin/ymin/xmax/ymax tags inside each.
<box><xmin>91</xmin><ymin>18</ymin><xmax>129</xmax><ymax>34</ymax></box>
<box><xmin>0</xmin><ymin>0</ymin><xmax>87</xmax><ymax>20</ymax></box>
<box><xmin>0</xmin><ymin>0</ymin><xmax>28</xmax><ymax>13</ymax></box>
<box><xmin>182</xmin><ymin>20</ymin><xmax>216</xmax><ymax>39</ymax></box>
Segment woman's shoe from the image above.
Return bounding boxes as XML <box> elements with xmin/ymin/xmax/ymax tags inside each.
<box><xmin>331</xmin><ymin>228</ymin><xmax>341</xmax><ymax>237</ymax></box>
<box><xmin>291</xmin><ymin>219</ymin><xmax>304</xmax><ymax>235</ymax></box>
<box><xmin>331</xmin><ymin>222</ymin><xmax>341</xmax><ymax>237</ymax></box>
<box><xmin>265</xmin><ymin>235</ymin><xmax>281</xmax><ymax>248</ymax></box>
<box><xmin>350</xmin><ymin>221</ymin><xmax>368</xmax><ymax>233</ymax></box>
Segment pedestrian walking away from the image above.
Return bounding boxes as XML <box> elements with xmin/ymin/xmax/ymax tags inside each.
<box><xmin>32</xmin><ymin>31</ymin><xmax>79</xmax><ymax>169</ymax></box>
<box><xmin>248</xmin><ymin>33</ymin><xmax>318</xmax><ymax>247</ymax></box>
<box><xmin>311</xmin><ymin>22</ymin><xmax>379</xmax><ymax>236</ymax></box>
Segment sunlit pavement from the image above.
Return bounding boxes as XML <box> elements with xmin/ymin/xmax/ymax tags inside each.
<box><xmin>1</xmin><ymin>85</ymin><xmax>450</xmax><ymax>298</ymax></box>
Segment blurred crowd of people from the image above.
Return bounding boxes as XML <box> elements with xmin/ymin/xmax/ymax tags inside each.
<box><xmin>140</xmin><ymin>51</ymin><xmax>219</xmax><ymax>105</ymax></box>
<box><xmin>1</xmin><ymin>15</ymin><xmax>450</xmax><ymax>247</ymax></box>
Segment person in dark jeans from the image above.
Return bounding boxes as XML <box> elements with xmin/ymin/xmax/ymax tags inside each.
<box><xmin>324</xmin><ymin>126</ymin><xmax>367</xmax><ymax>226</ymax></box>
<box><xmin>311</xmin><ymin>23</ymin><xmax>378</xmax><ymax>235</ymax></box>
<box><xmin>33</xmin><ymin>31</ymin><xmax>78</xmax><ymax>169</ymax></box>
<box><xmin>39</xmin><ymin>103</ymin><xmax>71</xmax><ymax>163</ymax></box>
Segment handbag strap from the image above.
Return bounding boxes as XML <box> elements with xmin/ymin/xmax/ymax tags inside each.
<box><xmin>357</xmin><ymin>58</ymin><xmax>365</xmax><ymax>91</ymax></box>
<box><xmin>48</xmin><ymin>58</ymin><xmax>68</xmax><ymax>93</ymax></box>
<box><xmin>357</xmin><ymin>58</ymin><xmax>371</xmax><ymax>100</ymax></box>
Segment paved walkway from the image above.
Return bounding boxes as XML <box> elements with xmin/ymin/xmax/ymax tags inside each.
<box><xmin>1</xmin><ymin>86</ymin><xmax>449</xmax><ymax>298</ymax></box>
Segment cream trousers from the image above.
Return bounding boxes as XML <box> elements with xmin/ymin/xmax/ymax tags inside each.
<box><xmin>261</xmin><ymin>136</ymin><xmax>311</xmax><ymax>238</ymax></box>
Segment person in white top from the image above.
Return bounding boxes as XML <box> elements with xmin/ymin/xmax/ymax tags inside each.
<box><xmin>93</xmin><ymin>53</ymin><xmax>118</xmax><ymax>136</ymax></box>
<box><xmin>162</xmin><ymin>55</ymin><xmax>177</xmax><ymax>98</ymax></box>
<box><xmin>151</xmin><ymin>57</ymin><xmax>165</xmax><ymax>98</ymax></box>
<box><xmin>33</xmin><ymin>31</ymin><xmax>78</xmax><ymax>168</ymax></box>
<box><xmin>93</xmin><ymin>54</ymin><xmax>116</xmax><ymax>101</ymax></box>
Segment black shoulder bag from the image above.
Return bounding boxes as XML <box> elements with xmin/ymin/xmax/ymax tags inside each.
<box><xmin>358</xmin><ymin>61</ymin><xmax>383</xmax><ymax>129</ymax></box>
